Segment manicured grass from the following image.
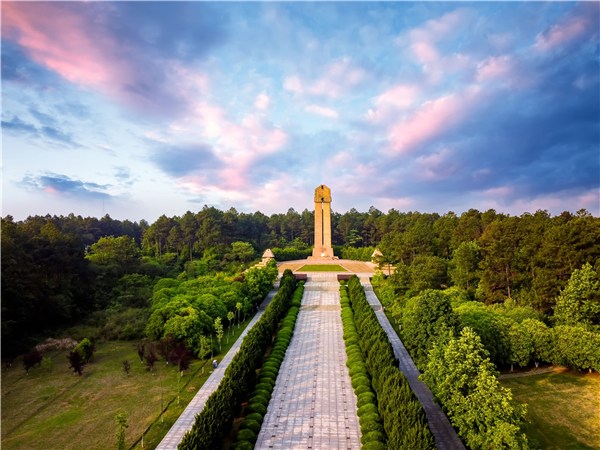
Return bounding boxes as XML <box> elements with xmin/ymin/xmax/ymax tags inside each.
<box><xmin>500</xmin><ymin>369</ymin><xmax>600</xmax><ymax>450</ymax></box>
<box><xmin>296</xmin><ymin>264</ymin><xmax>347</xmax><ymax>272</ymax></box>
<box><xmin>1</xmin><ymin>318</ymin><xmax>254</xmax><ymax>450</ymax></box>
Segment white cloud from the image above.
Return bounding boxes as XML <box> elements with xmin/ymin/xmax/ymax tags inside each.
<box><xmin>305</xmin><ymin>104</ymin><xmax>339</xmax><ymax>119</ymax></box>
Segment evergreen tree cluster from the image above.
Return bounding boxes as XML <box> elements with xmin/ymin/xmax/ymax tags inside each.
<box><xmin>345</xmin><ymin>276</ymin><xmax>434</xmax><ymax>449</ymax></box>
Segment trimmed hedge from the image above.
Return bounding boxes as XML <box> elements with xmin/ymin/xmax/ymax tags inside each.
<box><xmin>179</xmin><ymin>271</ymin><xmax>297</xmax><ymax>449</ymax></box>
<box><xmin>339</xmin><ymin>284</ymin><xmax>387</xmax><ymax>448</ymax></box>
<box><xmin>344</xmin><ymin>276</ymin><xmax>435</xmax><ymax>450</ymax></box>
<box><xmin>231</xmin><ymin>282</ymin><xmax>305</xmax><ymax>446</ymax></box>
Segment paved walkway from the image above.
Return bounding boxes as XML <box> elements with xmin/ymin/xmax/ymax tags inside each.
<box><xmin>359</xmin><ymin>278</ymin><xmax>465</xmax><ymax>450</ymax></box>
<box><xmin>156</xmin><ymin>289</ymin><xmax>278</xmax><ymax>450</ymax></box>
<box><xmin>255</xmin><ymin>277</ymin><xmax>361</xmax><ymax>449</ymax></box>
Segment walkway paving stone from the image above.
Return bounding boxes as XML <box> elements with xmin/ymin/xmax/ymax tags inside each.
<box><xmin>156</xmin><ymin>289</ymin><xmax>278</xmax><ymax>450</ymax></box>
<box><xmin>359</xmin><ymin>278</ymin><xmax>465</xmax><ymax>450</ymax></box>
<box><xmin>255</xmin><ymin>276</ymin><xmax>361</xmax><ymax>449</ymax></box>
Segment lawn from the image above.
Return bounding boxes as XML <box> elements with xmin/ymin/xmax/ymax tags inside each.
<box><xmin>500</xmin><ymin>369</ymin><xmax>600</xmax><ymax>449</ymax></box>
<box><xmin>296</xmin><ymin>264</ymin><xmax>347</xmax><ymax>272</ymax></box>
<box><xmin>1</xmin><ymin>318</ymin><xmax>254</xmax><ymax>450</ymax></box>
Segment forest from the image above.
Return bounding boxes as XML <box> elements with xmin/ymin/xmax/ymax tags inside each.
<box><xmin>2</xmin><ymin>206</ymin><xmax>599</xmax><ymax>362</ymax></box>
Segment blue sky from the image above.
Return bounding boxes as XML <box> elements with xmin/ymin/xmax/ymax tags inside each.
<box><xmin>2</xmin><ymin>1</ymin><xmax>599</xmax><ymax>221</ymax></box>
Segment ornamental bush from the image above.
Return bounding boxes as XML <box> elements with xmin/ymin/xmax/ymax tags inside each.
<box><xmin>358</xmin><ymin>403</ymin><xmax>379</xmax><ymax>416</ymax></box>
<box><xmin>236</xmin><ymin>429</ymin><xmax>257</xmax><ymax>443</ymax></box>
<box><xmin>245</xmin><ymin>412</ymin><xmax>263</xmax><ymax>424</ymax></box>
<box><xmin>362</xmin><ymin>430</ymin><xmax>387</xmax><ymax>444</ymax></box>
<box><xmin>246</xmin><ymin>402</ymin><xmax>267</xmax><ymax>415</ymax></box>
<box><xmin>240</xmin><ymin>419</ymin><xmax>261</xmax><ymax>434</ymax></box>
<box><xmin>232</xmin><ymin>440</ymin><xmax>253</xmax><ymax>450</ymax></box>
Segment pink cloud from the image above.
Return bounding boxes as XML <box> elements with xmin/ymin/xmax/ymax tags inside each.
<box><xmin>254</xmin><ymin>92</ymin><xmax>271</xmax><ymax>111</ymax></box>
<box><xmin>367</xmin><ymin>84</ymin><xmax>420</xmax><ymax>124</ymax></box>
<box><xmin>3</xmin><ymin>3</ymin><xmax>130</xmax><ymax>93</ymax></box>
<box><xmin>476</xmin><ymin>56</ymin><xmax>514</xmax><ymax>82</ymax></box>
<box><xmin>534</xmin><ymin>4</ymin><xmax>598</xmax><ymax>53</ymax></box>
<box><xmin>387</xmin><ymin>88</ymin><xmax>480</xmax><ymax>154</ymax></box>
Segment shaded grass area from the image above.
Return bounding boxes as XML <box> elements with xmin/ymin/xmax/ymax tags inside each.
<box><xmin>296</xmin><ymin>264</ymin><xmax>347</xmax><ymax>272</ymax></box>
<box><xmin>1</xmin><ymin>318</ymin><xmax>254</xmax><ymax>450</ymax></box>
<box><xmin>500</xmin><ymin>369</ymin><xmax>600</xmax><ymax>450</ymax></box>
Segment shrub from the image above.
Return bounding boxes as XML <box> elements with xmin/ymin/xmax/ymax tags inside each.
<box><xmin>233</xmin><ymin>441</ymin><xmax>254</xmax><ymax>450</ymax></box>
<box><xmin>249</xmin><ymin>394</ymin><xmax>269</xmax><ymax>407</ymax></box>
<box><xmin>358</xmin><ymin>403</ymin><xmax>379</xmax><ymax>416</ymax></box>
<box><xmin>245</xmin><ymin>412</ymin><xmax>264</xmax><ymax>424</ymax></box>
<box><xmin>357</xmin><ymin>392</ymin><xmax>376</xmax><ymax>408</ymax></box>
<box><xmin>241</xmin><ymin>419</ymin><xmax>261</xmax><ymax>434</ymax></box>
<box><xmin>360</xmin><ymin>412</ymin><xmax>381</xmax><ymax>426</ymax></box>
<box><xmin>247</xmin><ymin>402</ymin><xmax>267</xmax><ymax>416</ymax></box>
<box><xmin>361</xmin><ymin>430</ymin><xmax>387</xmax><ymax>444</ymax></box>
<box><xmin>361</xmin><ymin>419</ymin><xmax>385</xmax><ymax>434</ymax></box>
<box><xmin>236</xmin><ymin>428</ymin><xmax>257</xmax><ymax>443</ymax></box>
<box><xmin>362</xmin><ymin>441</ymin><xmax>387</xmax><ymax>450</ymax></box>
<box><xmin>351</xmin><ymin>375</ymin><xmax>370</xmax><ymax>389</ymax></box>
<box><xmin>354</xmin><ymin>384</ymin><xmax>371</xmax><ymax>395</ymax></box>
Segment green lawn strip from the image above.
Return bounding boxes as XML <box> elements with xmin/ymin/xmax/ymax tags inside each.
<box><xmin>500</xmin><ymin>370</ymin><xmax>600</xmax><ymax>450</ymax></box>
<box><xmin>296</xmin><ymin>264</ymin><xmax>347</xmax><ymax>272</ymax></box>
<box><xmin>0</xmin><ymin>316</ymin><xmax>256</xmax><ymax>450</ymax></box>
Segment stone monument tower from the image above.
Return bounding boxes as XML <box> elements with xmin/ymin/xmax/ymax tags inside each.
<box><xmin>311</xmin><ymin>184</ymin><xmax>335</xmax><ymax>259</ymax></box>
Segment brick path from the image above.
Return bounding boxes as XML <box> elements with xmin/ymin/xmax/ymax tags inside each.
<box><xmin>155</xmin><ymin>289</ymin><xmax>278</xmax><ymax>450</ymax></box>
<box><xmin>255</xmin><ymin>277</ymin><xmax>361</xmax><ymax>449</ymax></box>
<box><xmin>360</xmin><ymin>278</ymin><xmax>465</xmax><ymax>450</ymax></box>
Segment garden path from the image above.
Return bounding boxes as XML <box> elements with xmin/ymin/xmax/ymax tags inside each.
<box><xmin>255</xmin><ymin>275</ymin><xmax>361</xmax><ymax>449</ymax></box>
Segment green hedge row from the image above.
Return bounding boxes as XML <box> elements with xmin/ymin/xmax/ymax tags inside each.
<box><xmin>179</xmin><ymin>270</ymin><xmax>297</xmax><ymax>449</ymax></box>
<box><xmin>346</xmin><ymin>275</ymin><xmax>435</xmax><ymax>450</ymax></box>
<box><xmin>340</xmin><ymin>286</ymin><xmax>388</xmax><ymax>448</ymax></box>
<box><xmin>233</xmin><ymin>282</ymin><xmax>304</xmax><ymax>449</ymax></box>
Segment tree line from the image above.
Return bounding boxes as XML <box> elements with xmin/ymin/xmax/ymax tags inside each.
<box><xmin>2</xmin><ymin>207</ymin><xmax>598</xmax><ymax>357</ymax></box>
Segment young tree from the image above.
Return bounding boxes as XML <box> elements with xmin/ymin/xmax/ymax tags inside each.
<box><xmin>198</xmin><ymin>335</ymin><xmax>210</xmax><ymax>374</ymax></box>
<box><xmin>449</xmin><ymin>240</ymin><xmax>481</xmax><ymax>294</ymax></box>
<box><xmin>23</xmin><ymin>348</ymin><xmax>43</xmax><ymax>374</ymax></box>
<box><xmin>115</xmin><ymin>412</ymin><xmax>128</xmax><ymax>450</ymax></box>
<box><xmin>235</xmin><ymin>302</ymin><xmax>242</xmax><ymax>328</ymax></box>
<box><xmin>227</xmin><ymin>311</ymin><xmax>235</xmax><ymax>338</ymax></box>
<box><xmin>508</xmin><ymin>322</ymin><xmax>533</xmax><ymax>371</ymax></box>
<box><xmin>136</xmin><ymin>341</ymin><xmax>145</xmax><ymax>363</ymax></box>
<box><xmin>68</xmin><ymin>350</ymin><xmax>85</xmax><ymax>376</ymax></box>
<box><xmin>144</xmin><ymin>344</ymin><xmax>158</xmax><ymax>372</ymax></box>
<box><xmin>554</xmin><ymin>263</ymin><xmax>600</xmax><ymax>326</ymax></box>
<box><xmin>122</xmin><ymin>359</ymin><xmax>131</xmax><ymax>376</ymax></box>
<box><xmin>214</xmin><ymin>317</ymin><xmax>224</xmax><ymax>352</ymax></box>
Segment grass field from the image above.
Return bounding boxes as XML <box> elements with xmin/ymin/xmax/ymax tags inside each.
<box><xmin>296</xmin><ymin>264</ymin><xmax>347</xmax><ymax>272</ymax></box>
<box><xmin>1</xmin><ymin>318</ymin><xmax>253</xmax><ymax>450</ymax></box>
<box><xmin>500</xmin><ymin>369</ymin><xmax>600</xmax><ymax>450</ymax></box>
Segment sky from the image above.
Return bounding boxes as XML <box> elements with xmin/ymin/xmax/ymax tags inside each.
<box><xmin>2</xmin><ymin>1</ymin><xmax>599</xmax><ymax>222</ymax></box>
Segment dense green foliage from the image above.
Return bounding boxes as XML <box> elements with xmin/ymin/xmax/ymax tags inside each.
<box><xmin>178</xmin><ymin>270</ymin><xmax>297</xmax><ymax>449</ymax></box>
<box><xmin>233</xmin><ymin>282</ymin><xmax>304</xmax><ymax>448</ymax></box>
<box><xmin>345</xmin><ymin>276</ymin><xmax>434</xmax><ymax>449</ymax></box>
<box><xmin>422</xmin><ymin>328</ymin><xmax>529</xmax><ymax>449</ymax></box>
<box><xmin>145</xmin><ymin>263</ymin><xmax>277</xmax><ymax>355</ymax></box>
<box><xmin>3</xmin><ymin>207</ymin><xmax>598</xmax><ymax>356</ymax></box>
<box><xmin>339</xmin><ymin>285</ymin><xmax>388</xmax><ymax>448</ymax></box>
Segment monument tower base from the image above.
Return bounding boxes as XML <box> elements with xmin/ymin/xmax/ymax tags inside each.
<box><xmin>309</xmin><ymin>245</ymin><xmax>336</xmax><ymax>260</ymax></box>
